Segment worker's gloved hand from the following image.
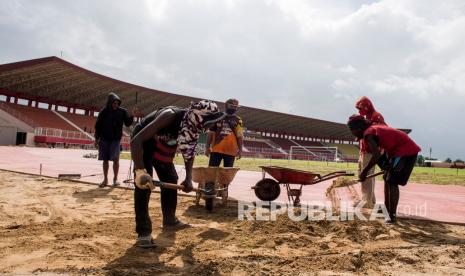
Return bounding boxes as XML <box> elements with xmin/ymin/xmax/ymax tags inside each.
<box><xmin>181</xmin><ymin>178</ymin><xmax>193</xmax><ymax>193</ymax></box>
<box><xmin>135</xmin><ymin>169</ymin><xmax>154</xmax><ymax>190</ymax></box>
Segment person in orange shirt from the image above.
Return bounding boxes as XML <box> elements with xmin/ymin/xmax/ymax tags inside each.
<box><xmin>355</xmin><ymin>96</ymin><xmax>387</xmax><ymax>209</ymax></box>
<box><xmin>206</xmin><ymin>98</ymin><xmax>244</xmax><ymax>167</ymax></box>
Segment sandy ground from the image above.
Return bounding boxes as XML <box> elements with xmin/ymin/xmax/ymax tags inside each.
<box><xmin>1</xmin><ymin>170</ymin><xmax>465</xmax><ymax>275</ymax></box>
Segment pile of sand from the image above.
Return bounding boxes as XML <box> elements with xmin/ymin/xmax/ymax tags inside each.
<box><xmin>1</xmin><ymin>171</ymin><xmax>464</xmax><ymax>275</ymax></box>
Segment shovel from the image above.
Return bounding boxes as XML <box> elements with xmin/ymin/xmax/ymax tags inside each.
<box><xmin>333</xmin><ymin>171</ymin><xmax>384</xmax><ymax>188</ymax></box>
<box><xmin>147</xmin><ymin>179</ymin><xmax>215</xmax><ymax>194</ymax></box>
<box><xmin>58</xmin><ymin>173</ymin><xmax>103</xmax><ymax>180</ymax></box>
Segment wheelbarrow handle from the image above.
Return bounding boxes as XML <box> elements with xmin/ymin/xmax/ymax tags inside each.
<box><xmin>319</xmin><ymin>171</ymin><xmax>353</xmax><ymax>179</ymax></box>
<box><xmin>317</xmin><ymin>171</ymin><xmax>355</xmax><ymax>182</ymax></box>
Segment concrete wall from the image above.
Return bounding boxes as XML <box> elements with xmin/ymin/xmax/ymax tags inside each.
<box><xmin>0</xmin><ymin>109</ymin><xmax>34</xmax><ymax>132</ymax></box>
<box><xmin>26</xmin><ymin>132</ymin><xmax>35</xmax><ymax>146</ymax></box>
<box><xmin>0</xmin><ymin>108</ymin><xmax>35</xmax><ymax>146</ymax></box>
<box><xmin>426</xmin><ymin>161</ymin><xmax>452</xmax><ymax>168</ymax></box>
<box><xmin>0</xmin><ymin>126</ymin><xmax>17</xmax><ymax>145</ymax></box>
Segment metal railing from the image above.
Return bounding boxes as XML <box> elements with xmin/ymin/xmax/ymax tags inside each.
<box><xmin>244</xmin><ymin>146</ymin><xmax>285</xmax><ymax>154</ymax></box>
<box><xmin>34</xmin><ymin>127</ymin><xmax>92</xmax><ymax>141</ymax></box>
<box><xmin>34</xmin><ymin>127</ymin><xmax>130</xmax><ymax>149</ymax></box>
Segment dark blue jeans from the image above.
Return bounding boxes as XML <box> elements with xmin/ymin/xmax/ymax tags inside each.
<box><xmin>208</xmin><ymin>152</ymin><xmax>235</xmax><ymax>167</ymax></box>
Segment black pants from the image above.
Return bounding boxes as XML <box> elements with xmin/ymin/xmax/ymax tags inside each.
<box><xmin>134</xmin><ymin>147</ymin><xmax>178</xmax><ymax>237</ymax></box>
<box><xmin>383</xmin><ymin>154</ymin><xmax>417</xmax><ymax>219</ymax></box>
<box><xmin>208</xmin><ymin>152</ymin><xmax>235</xmax><ymax>167</ymax></box>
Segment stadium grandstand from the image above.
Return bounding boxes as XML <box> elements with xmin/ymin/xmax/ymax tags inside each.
<box><xmin>0</xmin><ymin>56</ymin><xmax>359</xmax><ymax>161</ymax></box>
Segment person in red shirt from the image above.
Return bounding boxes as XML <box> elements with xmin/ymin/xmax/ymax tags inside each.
<box><xmin>347</xmin><ymin>115</ymin><xmax>421</xmax><ymax>223</ymax></box>
<box><xmin>355</xmin><ymin>96</ymin><xmax>386</xmax><ymax>209</ymax></box>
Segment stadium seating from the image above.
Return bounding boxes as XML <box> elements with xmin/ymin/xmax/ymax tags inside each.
<box><xmin>292</xmin><ymin>140</ymin><xmax>324</xmax><ymax>147</ymax></box>
<box><xmin>1</xmin><ymin>101</ymin><xmax>357</xmax><ymax>159</ymax></box>
<box><xmin>3</xmin><ymin>102</ymin><xmax>77</xmax><ymax>131</ymax></box>
<box><xmin>325</xmin><ymin>143</ymin><xmax>359</xmax><ymax>157</ymax></box>
<box><xmin>59</xmin><ymin>111</ymin><xmax>97</xmax><ymax>133</ymax></box>
<box><xmin>243</xmin><ymin>140</ymin><xmax>274</xmax><ymax>149</ymax></box>
<box><xmin>267</xmin><ymin>137</ymin><xmax>296</xmax><ymax>151</ymax></box>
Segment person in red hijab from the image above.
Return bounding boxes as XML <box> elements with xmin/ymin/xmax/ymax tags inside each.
<box><xmin>356</xmin><ymin>96</ymin><xmax>385</xmax><ymax>125</ymax></box>
<box><xmin>355</xmin><ymin>96</ymin><xmax>387</xmax><ymax>209</ymax></box>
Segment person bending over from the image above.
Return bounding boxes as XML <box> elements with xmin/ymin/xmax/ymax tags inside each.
<box><xmin>347</xmin><ymin>115</ymin><xmax>420</xmax><ymax>224</ymax></box>
<box><xmin>130</xmin><ymin>100</ymin><xmax>225</xmax><ymax>247</ymax></box>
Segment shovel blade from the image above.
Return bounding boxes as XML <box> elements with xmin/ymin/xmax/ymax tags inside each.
<box><xmin>58</xmin><ymin>174</ymin><xmax>81</xmax><ymax>179</ymax></box>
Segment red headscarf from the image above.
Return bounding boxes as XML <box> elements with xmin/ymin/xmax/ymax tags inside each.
<box><xmin>355</xmin><ymin>96</ymin><xmax>386</xmax><ymax>126</ymax></box>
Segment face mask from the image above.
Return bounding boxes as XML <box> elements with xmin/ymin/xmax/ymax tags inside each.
<box><xmin>226</xmin><ymin>108</ymin><xmax>237</xmax><ymax>115</ymax></box>
<box><xmin>167</xmin><ymin>139</ymin><xmax>177</xmax><ymax>146</ymax></box>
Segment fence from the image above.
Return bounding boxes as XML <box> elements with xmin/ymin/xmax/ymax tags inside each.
<box><xmin>35</xmin><ymin>127</ymin><xmax>91</xmax><ymax>140</ymax></box>
<box><xmin>34</xmin><ymin>127</ymin><xmax>131</xmax><ymax>149</ymax></box>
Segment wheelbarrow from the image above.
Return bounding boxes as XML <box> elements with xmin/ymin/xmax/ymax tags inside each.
<box><xmin>192</xmin><ymin>167</ymin><xmax>240</xmax><ymax>212</ymax></box>
<box><xmin>251</xmin><ymin>166</ymin><xmax>354</xmax><ymax>206</ymax></box>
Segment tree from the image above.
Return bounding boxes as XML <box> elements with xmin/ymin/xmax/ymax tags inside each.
<box><xmin>416</xmin><ymin>155</ymin><xmax>425</xmax><ymax>166</ymax></box>
<box><xmin>454</xmin><ymin>159</ymin><xmax>464</xmax><ymax>163</ymax></box>
<box><xmin>445</xmin><ymin>158</ymin><xmax>452</xmax><ymax>163</ymax></box>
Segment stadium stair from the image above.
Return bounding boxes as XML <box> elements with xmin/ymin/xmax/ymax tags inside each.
<box><xmin>264</xmin><ymin>139</ymin><xmax>287</xmax><ymax>154</ymax></box>
<box><xmin>53</xmin><ymin>110</ymin><xmax>95</xmax><ymax>140</ymax></box>
<box><xmin>288</xmin><ymin>139</ymin><xmax>318</xmax><ymax>157</ymax></box>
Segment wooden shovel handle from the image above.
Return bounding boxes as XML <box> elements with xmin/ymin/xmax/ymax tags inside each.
<box><xmin>359</xmin><ymin>171</ymin><xmax>384</xmax><ymax>181</ymax></box>
<box><xmin>151</xmin><ymin>179</ymin><xmax>200</xmax><ymax>192</ymax></box>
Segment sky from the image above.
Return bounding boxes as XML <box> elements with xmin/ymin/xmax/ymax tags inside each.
<box><xmin>1</xmin><ymin>0</ymin><xmax>464</xmax><ymax>160</ymax></box>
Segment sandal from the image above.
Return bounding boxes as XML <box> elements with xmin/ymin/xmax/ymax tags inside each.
<box><xmin>98</xmin><ymin>181</ymin><xmax>107</xmax><ymax>188</ymax></box>
<box><xmin>162</xmin><ymin>218</ymin><xmax>191</xmax><ymax>230</ymax></box>
<box><xmin>136</xmin><ymin>235</ymin><xmax>156</xmax><ymax>248</ymax></box>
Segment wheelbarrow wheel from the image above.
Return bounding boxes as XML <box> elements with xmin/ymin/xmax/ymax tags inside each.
<box><xmin>195</xmin><ymin>191</ymin><xmax>201</xmax><ymax>206</ymax></box>
<box><xmin>254</xmin><ymin>178</ymin><xmax>280</xmax><ymax>201</ymax></box>
<box><xmin>206</xmin><ymin>198</ymin><xmax>214</xmax><ymax>212</ymax></box>
<box><xmin>205</xmin><ymin>181</ymin><xmax>216</xmax><ymax>212</ymax></box>
<box><xmin>221</xmin><ymin>188</ymin><xmax>228</xmax><ymax>206</ymax></box>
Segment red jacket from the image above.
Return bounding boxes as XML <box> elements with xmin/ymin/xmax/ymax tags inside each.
<box><xmin>355</xmin><ymin>96</ymin><xmax>387</xmax><ymax>153</ymax></box>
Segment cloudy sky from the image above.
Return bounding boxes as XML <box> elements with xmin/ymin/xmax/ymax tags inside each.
<box><xmin>1</xmin><ymin>0</ymin><xmax>464</xmax><ymax>160</ymax></box>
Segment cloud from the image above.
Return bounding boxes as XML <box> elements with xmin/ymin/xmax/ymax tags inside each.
<box><xmin>0</xmin><ymin>0</ymin><xmax>464</xmax><ymax>159</ymax></box>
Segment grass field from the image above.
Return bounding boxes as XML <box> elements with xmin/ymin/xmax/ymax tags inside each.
<box><xmin>120</xmin><ymin>153</ymin><xmax>465</xmax><ymax>186</ymax></box>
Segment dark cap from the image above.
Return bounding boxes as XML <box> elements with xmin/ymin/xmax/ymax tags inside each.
<box><xmin>347</xmin><ymin>114</ymin><xmax>368</xmax><ymax>130</ymax></box>
<box><xmin>225</xmin><ymin>98</ymin><xmax>239</xmax><ymax>106</ymax></box>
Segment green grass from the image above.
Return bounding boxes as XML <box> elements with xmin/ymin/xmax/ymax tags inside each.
<box><xmin>120</xmin><ymin>153</ymin><xmax>465</xmax><ymax>186</ymax></box>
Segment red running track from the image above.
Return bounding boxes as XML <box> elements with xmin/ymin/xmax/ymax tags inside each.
<box><xmin>0</xmin><ymin>146</ymin><xmax>464</xmax><ymax>224</ymax></box>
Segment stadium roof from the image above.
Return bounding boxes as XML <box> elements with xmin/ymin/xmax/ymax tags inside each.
<box><xmin>0</xmin><ymin>57</ymin><xmax>353</xmax><ymax>140</ymax></box>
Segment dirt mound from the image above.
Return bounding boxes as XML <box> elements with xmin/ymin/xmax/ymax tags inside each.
<box><xmin>1</xmin><ymin>171</ymin><xmax>465</xmax><ymax>275</ymax></box>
